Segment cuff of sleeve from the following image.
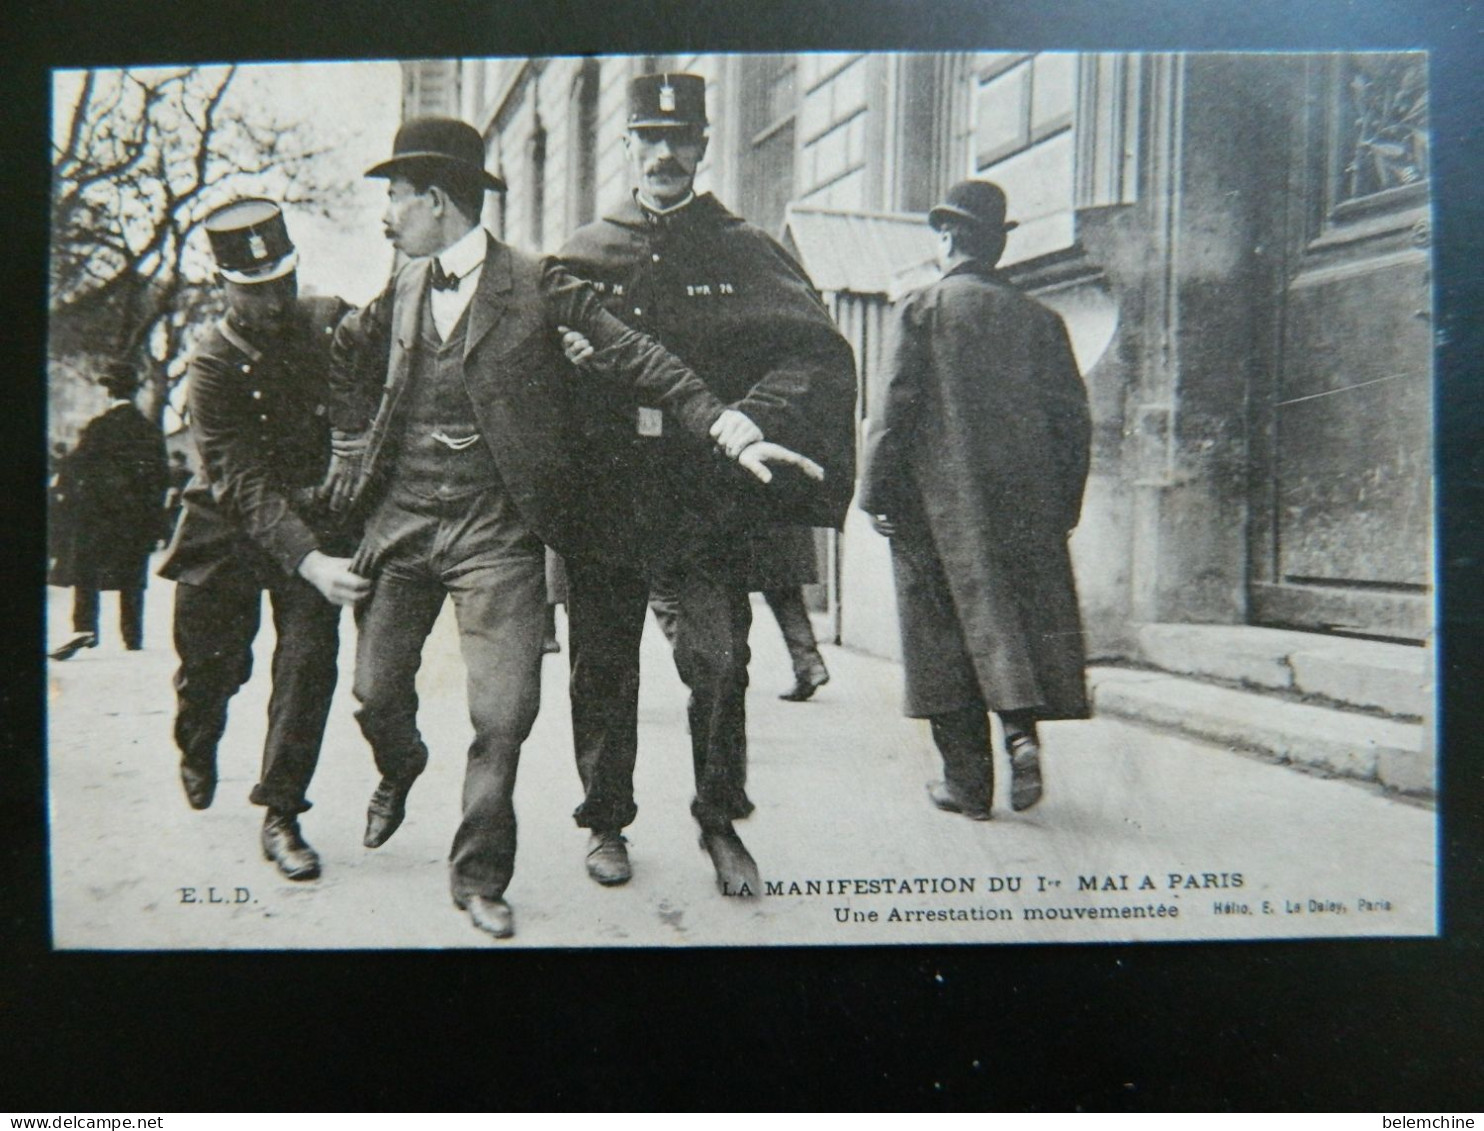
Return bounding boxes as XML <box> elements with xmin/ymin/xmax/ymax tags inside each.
<box><xmin>271</xmin><ymin>523</ymin><xmax>321</xmax><ymax>577</ymax></box>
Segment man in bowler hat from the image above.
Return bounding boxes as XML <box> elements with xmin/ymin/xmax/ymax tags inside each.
<box><xmin>323</xmin><ymin>116</ymin><xmax>808</xmax><ymax>940</ymax></box>
<box><xmin>556</xmin><ymin>73</ymin><xmax>857</xmax><ymax>894</ymax></box>
<box><xmin>48</xmin><ymin>360</ymin><xmax>168</xmax><ymax>660</ymax></box>
<box><xmin>158</xmin><ymin>198</ymin><xmax>369</xmax><ymax>881</ymax></box>
<box><xmin>860</xmin><ymin>180</ymin><xmax>1092</xmax><ymax>820</ymax></box>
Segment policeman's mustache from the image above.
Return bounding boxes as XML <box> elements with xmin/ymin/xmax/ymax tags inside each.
<box><xmin>646</xmin><ymin>160</ymin><xmax>685</xmax><ymax>177</ymax></box>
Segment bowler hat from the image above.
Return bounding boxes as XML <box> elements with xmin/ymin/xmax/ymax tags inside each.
<box><xmin>98</xmin><ymin>359</ymin><xmax>140</xmax><ymax>396</ymax></box>
<box><xmin>205</xmin><ymin>198</ymin><xmax>299</xmax><ymax>285</ymax></box>
<box><xmin>365</xmin><ymin>117</ymin><xmax>506</xmax><ymax>193</ymax></box>
<box><xmin>627</xmin><ymin>73</ymin><xmax>708</xmax><ymax>130</ymax></box>
<box><xmin>928</xmin><ymin>180</ymin><xmax>1019</xmax><ymax>233</ymax></box>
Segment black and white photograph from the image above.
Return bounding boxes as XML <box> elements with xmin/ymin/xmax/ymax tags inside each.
<box><xmin>43</xmin><ymin>48</ymin><xmax>1438</xmax><ymax>951</ymax></box>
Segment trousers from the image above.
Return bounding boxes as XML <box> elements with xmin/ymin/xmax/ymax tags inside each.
<box><xmin>567</xmin><ymin>543</ymin><xmax>753</xmax><ymax>834</ymax></box>
<box><xmin>73</xmin><ymin>586</ymin><xmax>145</xmax><ymax>650</ymax></box>
<box><xmin>171</xmin><ymin>574</ymin><xmax>341</xmax><ymax>813</ymax></box>
<box><xmin>352</xmin><ymin>486</ymin><xmax>545</xmax><ymax>903</ymax></box>
<box><xmin>649</xmin><ymin>585</ymin><xmax>824</xmax><ymax>684</ymax></box>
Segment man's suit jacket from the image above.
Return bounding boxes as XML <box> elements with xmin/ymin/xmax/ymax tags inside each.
<box><xmin>159</xmin><ymin>295</ymin><xmax>353</xmax><ymax>589</ymax></box>
<box><xmin>328</xmin><ymin>233</ymin><xmax>729</xmax><ymax>559</ymax></box>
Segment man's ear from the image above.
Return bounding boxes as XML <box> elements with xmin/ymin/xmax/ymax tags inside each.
<box><xmin>696</xmin><ymin>135</ymin><xmax>710</xmax><ymax>164</ymax></box>
<box><xmin>427</xmin><ymin>184</ymin><xmax>447</xmax><ymax>218</ymax></box>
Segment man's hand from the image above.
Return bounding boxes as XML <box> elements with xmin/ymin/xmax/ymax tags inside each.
<box><xmin>870</xmin><ymin>514</ymin><xmax>898</xmax><ymax>538</ymax></box>
<box><xmin>556</xmin><ymin>324</ymin><xmax>595</xmax><ymax>368</ymax></box>
<box><xmin>736</xmin><ymin>441</ymin><xmax>825</xmax><ymax>485</ymax></box>
<box><xmin>297</xmin><ymin>550</ymin><xmax>371</xmax><ymax>607</ymax></box>
<box><xmin>710</xmin><ymin>409</ymin><xmax>764</xmax><ymax>459</ymax></box>
<box><xmin>320</xmin><ymin>432</ymin><xmax>368</xmax><ymax>516</ymax></box>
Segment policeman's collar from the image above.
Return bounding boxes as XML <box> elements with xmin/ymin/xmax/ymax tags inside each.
<box><xmin>219</xmin><ymin>315</ymin><xmax>265</xmax><ymax>362</ymax></box>
<box><xmin>635</xmin><ymin>189</ymin><xmax>697</xmax><ymax>226</ymax></box>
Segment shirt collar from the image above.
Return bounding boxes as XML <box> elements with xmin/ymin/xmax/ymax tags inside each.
<box><xmin>436</xmin><ymin>226</ymin><xmax>488</xmax><ymax>282</ymax></box>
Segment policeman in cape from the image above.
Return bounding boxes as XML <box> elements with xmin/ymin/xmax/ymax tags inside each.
<box><xmin>557</xmin><ymin>72</ymin><xmax>857</xmax><ymax>897</ymax></box>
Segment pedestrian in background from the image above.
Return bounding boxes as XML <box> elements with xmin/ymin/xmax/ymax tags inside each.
<box><xmin>861</xmin><ymin>180</ymin><xmax>1092</xmax><ymax>821</ymax></box>
<box><xmin>48</xmin><ymin>359</ymin><xmax>168</xmax><ymax>661</ymax></box>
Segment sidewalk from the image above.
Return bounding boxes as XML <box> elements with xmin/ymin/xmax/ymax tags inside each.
<box><xmin>44</xmin><ymin>567</ymin><xmax>1437</xmax><ymax>949</ymax></box>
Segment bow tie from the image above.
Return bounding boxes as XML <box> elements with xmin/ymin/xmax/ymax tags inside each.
<box><xmin>429</xmin><ymin>259</ymin><xmax>464</xmax><ymax>292</ymax></box>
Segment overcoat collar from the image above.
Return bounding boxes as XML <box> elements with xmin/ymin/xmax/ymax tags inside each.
<box><xmin>941</xmin><ymin>258</ymin><xmax>1002</xmax><ymax>284</ymax></box>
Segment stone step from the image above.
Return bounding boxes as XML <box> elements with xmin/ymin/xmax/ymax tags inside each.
<box><xmin>1137</xmin><ymin>624</ymin><xmax>1431</xmax><ymax>718</ymax></box>
<box><xmin>1088</xmin><ymin>666</ymin><xmax>1433</xmax><ymax>798</ymax></box>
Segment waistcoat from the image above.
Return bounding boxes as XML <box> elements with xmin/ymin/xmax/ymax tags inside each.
<box><xmin>391</xmin><ymin>293</ymin><xmax>502</xmax><ymax>502</ymax></box>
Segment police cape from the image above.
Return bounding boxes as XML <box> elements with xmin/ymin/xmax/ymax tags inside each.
<box><xmin>558</xmin><ymin>193</ymin><xmax>857</xmax><ymax>571</ymax></box>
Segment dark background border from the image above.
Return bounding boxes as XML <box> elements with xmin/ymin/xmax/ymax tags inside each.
<box><xmin>4</xmin><ymin>0</ymin><xmax>1481</xmax><ymax>1111</ymax></box>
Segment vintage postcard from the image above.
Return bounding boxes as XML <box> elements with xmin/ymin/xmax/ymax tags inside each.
<box><xmin>44</xmin><ymin>50</ymin><xmax>1435</xmax><ymax>949</ymax></box>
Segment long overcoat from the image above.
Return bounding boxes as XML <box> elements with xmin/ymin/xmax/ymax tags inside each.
<box><xmin>860</xmin><ymin>261</ymin><xmax>1092</xmax><ymax>720</ymax></box>
<box><xmin>49</xmin><ymin>402</ymin><xmax>167</xmax><ymax>591</ymax></box>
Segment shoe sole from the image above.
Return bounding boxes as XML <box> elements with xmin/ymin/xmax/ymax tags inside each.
<box><xmin>586</xmin><ymin>866</ymin><xmax>632</xmax><ymax>886</ymax></box>
<box><xmin>452</xmin><ymin>896</ymin><xmax>515</xmax><ymax>938</ymax></box>
<box><xmin>262</xmin><ymin>846</ymin><xmax>320</xmax><ymax>881</ymax></box>
<box><xmin>927</xmin><ymin>785</ymin><xmax>992</xmax><ymax>821</ymax></box>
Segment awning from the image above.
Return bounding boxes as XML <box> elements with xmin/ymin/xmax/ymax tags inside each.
<box><xmin>782</xmin><ymin>204</ymin><xmax>937</xmax><ymax>298</ymax></box>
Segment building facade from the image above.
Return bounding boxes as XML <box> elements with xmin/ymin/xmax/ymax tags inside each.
<box><xmin>401</xmin><ymin>51</ymin><xmax>1433</xmax><ymax>661</ymax></box>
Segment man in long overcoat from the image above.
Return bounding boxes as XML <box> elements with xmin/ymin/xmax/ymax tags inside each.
<box><xmin>48</xmin><ymin>360</ymin><xmax>168</xmax><ymax>659</ymax></box>
<box><xmin>860</xmin><ymin>179</ymin><xmax>1091</xmax><ymax>821</ymax></box>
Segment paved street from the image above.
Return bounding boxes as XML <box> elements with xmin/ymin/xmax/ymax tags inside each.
<box><xmin>45</xmin><ymin>563</ymin><xmax>1437</xmax><ymax>949</ymax></box>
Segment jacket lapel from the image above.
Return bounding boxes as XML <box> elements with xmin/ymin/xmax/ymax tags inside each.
<box><xmin>463</xmin><ymin>234</ymin><xmax>513</xmax><ymax>362</ymax></box>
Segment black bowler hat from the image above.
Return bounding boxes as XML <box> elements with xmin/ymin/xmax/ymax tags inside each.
<box><xmin>928</xmin><ymin>180</ymin><xmax>1019</xmax><ymax>234</ymax></box>
<box><xmin>627</xmin><ymin>73</ymin><xmax>708</xmax><ymax>130</ymax></box>
<box><xmin>98</xmin><ymin>359</ymin><xmax>140</xmax><ymax>397</ymax></box>
<box><xmin>205</xmin><ymin>198</ymin><xmax>299</xmax><ymax>285</ymax></box>
<box><xmin>365</xmin><ymin>116</ymin><xmax>506</xmax><ymax>193</ymax></box>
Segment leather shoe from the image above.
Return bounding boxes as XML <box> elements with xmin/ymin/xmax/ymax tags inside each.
<box><xmin>779</xmin><ymin>664</ymin><xmax>830</xmax><ymax>702</ymax></box>
<box><xmin>699</xmin><ymin>825</ymin><xmax>761</xmax><ymax>897</ymax></box>
<box><xmin>585</xmin><ymin>829</ymin><xmax>632</xmax><ymax>886</ymax></box>
<box><xmin>363</xmin><ymin>774</ymin><xmax>415</xmax><ymax>848</ymax></box>
<box><xmin>457</xmin><ymin>894</ymin><xmax>515</xmax><ymax>939</ymax></box>
<box><xmin>927</xmin><ymin>780</ymin><xmax>992</xmax><ymax>821</ymax></box>
<box><xmin>261</xmin><ymin>810</ymin><xmax>321</xmax><ymax>881</ymax></box>
<box><xmin>48</xmin><ymin>632</ymin><xmax>97</xmax><ymax>661</ymax></box>
<box><xmin>1008</xmin><ymin>734</ymin><xmax>1044</xmax><ymax>812</ymax></box>
<box><xmin>180</xmin><ymin>761</ymin><xmax>217</xmax><ymax>810</ymax></box>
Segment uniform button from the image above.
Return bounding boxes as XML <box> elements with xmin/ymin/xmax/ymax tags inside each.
<box><xmin>251</xmin><ymin>390</ymin><xmax>262</xmax><ymax>400</ymax></box>
<box><xmin>240</xmin><ymin>364</ymin><xmax>250</xmax><ymax>373</ymax></box>
<box><xmin>633</xmin><ymin>307</ymin><xmax>643</xmax><ymax>316</ymax></box>
<box><xmin>259</xmin><ymin>414</ymin><xmax>269</xmax><ymax>422</ymax></box>
<box><xmin>651</xmin><ymin>253</ymin><xmax>661</xmax><ymax>262</ymax></box>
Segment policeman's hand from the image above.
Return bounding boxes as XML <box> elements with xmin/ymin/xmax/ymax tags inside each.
<box><xmin>556</xmin><ymin>324</ymin><xmax>595</xmax><ymax>368</ymax></box>
<box><xmin>321</xmin><ymin>432</ymin><xmax>369</xmax><ymax>516</ymax></box>
<box><xmin>871</xmin><ymin>514</ymin><xmax>898</xmax><ymax>539</ymax></box>
<box><xmin>710</xmin><ymin>409</ymin><xmax>764</xmax><ymax>459</ymax></box>
<box><xmin>735</xmin><ymin>441</ymin><xmax>825</xmax><ymax>485</ymax></box>
<box><xmin>297</xmin><ymin>550</ymin><xmax>371</xmax><ymax>607</ymax></box>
